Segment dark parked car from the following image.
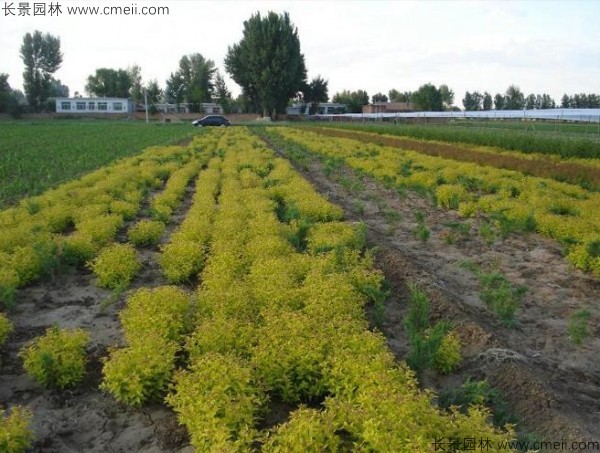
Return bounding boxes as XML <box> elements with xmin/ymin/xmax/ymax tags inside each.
<box><xmin>192</xmin><ymin>115</ymin><xmax>230</xmax><ymax>127</ymax></box>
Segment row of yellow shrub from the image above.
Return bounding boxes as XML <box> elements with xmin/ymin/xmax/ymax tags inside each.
<box><xmin>163</xmin><ymin>127</ymin><xmax>513</xmax><ymax>451</ymax></box>
<box><xmin>0</xmin><ymin>145</ymin><xmax>199</xmax><ymax>304</ymax></box>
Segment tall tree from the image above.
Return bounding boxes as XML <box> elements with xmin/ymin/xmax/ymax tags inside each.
<box><xmin>50</xmin><ymin>78</ymin><xmax>69</xmax><ymax>97</ymax></box>
<box><xmin>85</xmin><ymin>68</ymin><xmax>132</xmax><ymax>98</ymax></box>
<box><xmin>372</xmin><ymin>92</ymin><xmax>388</xmax><ymax>103</ymax></box>
<box><xmin>165</xmin><ymin>72</ymin><xmax>185</xmax><ymax>105</ymax></box>
<box><xmin>332</xmin><ymin>89</ymin><xmax>369</xmax><ymax>113</ymax></box>
<box><xmin>20</xmin><ymin>30</ymin><xmax>63</xmax><ymax>111</ymax></box>
<box><xmin>302</xmin><ymin>75</ymin><xmax>329</xmax><ymax>114</ymax></box>
<box><xmin>225</xmin><ymin>11</ymin><xmax>307</xmax><ymax>119</ymax></box>
<box><xmin>0</xmin><ymin>74</ymin><xmax>16</xmax><ymax>113</ymax></box>
<box><xmin>174</xmin><ymin>53</ymin><xmax>216</xmax><ymax>112</ymax></box>
<box><xmin>144</xmin><ymin>79</ymin><xmax>163</xmax><ymax>113</ymax></box>
<box><xmin>525</xmin><ymin>93</ymin><xmax>537</xmax><ymax>110</ymax></box>
<box><xmin>412</xmin><ymin>83</ymin><xmax>443</xmax><ymax>111</ymax></box>
<box><xmin>540</xmin><ymin>94</ymin><xmax>555</xmax><ymax>109</ymax></box>
<box><xmin>388</xmin><ymin>89</ymin><xmax>412</xmax><ymax>103</ymax></box>
<box><xmin>214</xmin><ymin>71</ymin><xmax>233</xmax><ymax>114</ymax></box>
<box><xmin>494</xmin><ymin>93</ymin><xmax>506</xmax><ymax>110</ymax></box>
<box><xmin>504</xmin><ymin>85</ymin><xmax>525</xmax><ymax>110</ymax></box>
<box><xmin>145</xmin><ymin>79</ymin><xmax>163</xmax><ymax>105</ymax></box>
<box><xmin>439</xmin><ymin>84</ymin><xmax>454</xmax><ymax>109</ymax></box>
<box><xmin>128</xmin><ymin>64</ymin><xmax>143</xmax><ymax>103</ymax></box>
<box><xmin>482</xmin><ymin>92</ymin><xmax>493</xmax><ymax>111</ymax></box>
<box><xmin>462</xmin><ymin>91</ymin><xmax>483</xmax><ymax>111</ymax></box>
<box><xmin>561</xmin><ymin>94</ymin><xmax>571</xmax><ymax>108</ymax></box>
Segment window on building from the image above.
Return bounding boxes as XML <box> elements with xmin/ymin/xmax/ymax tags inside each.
<box><xmin>60</xmin><ymin>102</ymin><xmax>71</xmax><ymax>110</ymax></box>
<box><xmin>88</xmin><ymin>102</ymin><xmax>95</xmax><ymax>110</ymax></box>
<box><xmin>76</xmin><ymin>102</ymin><xmax>86</xmax><ymax>111</ymax></box>
<box><xmin>98</xmin><ymin>102</ymin><xmax>108</xmax><ymax>111</ymax></box>
<box><xmin>113</xmin><ymin>102</ymin><xmax>123</xmax><ymax>111</ymax></box>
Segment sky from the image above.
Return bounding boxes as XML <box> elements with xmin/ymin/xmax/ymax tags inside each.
<box><xmin>1</xmin><ymin>0</ymin><xmax>599</xmax><ymax>106</ymax></box>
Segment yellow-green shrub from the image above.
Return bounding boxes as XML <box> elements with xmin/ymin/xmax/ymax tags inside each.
<box><xmin>18</xmin><ymin>326</ymin><xmax>90</xmax><ymax>389</ymax></box>
<box><xmin>433</xmin><ymin>331</ymin><xmax>462</xmax><ymax>374</ymax></box>
<box><xmin>88</xmin><ymin>243</ymin><xmax>140</xmax><ymax>289</ymax></box>
<box><xmin>262</xmin><ymin>407</ymin><xmax>342</xmax><ymax>451</ymax></box>
<box><xmin>0</xmin><ymin>313</ymin><xmax>13</xmax><ymax>347</ymax></box>
<box><xmin>166</xmin><ymin>353</ymin><xmax>263</xmax><ymax>451</ymax></box>
<box><xmin>252</xmin><ymin>312</ymin><xmax>331</xmax><ymax>404</ymax></box>
<box><xmin>127</xmin><ymin>220</ymin><xmax>165</xmax><ymax>247</ymax></box>
<box><xmin>0</xmin><ymin>266</ymin><xmax>19</xmax><ymax>307</ymax></box>
<box><xmin>101</xmin><ymin>337</ymin><xmax>178</xmax><ymax>406</ymax></box>
<box><xmin>436</xmin><ymin>184</ymin><xmax>472</xmax><ymax>209</ymax></box>
<box><xmin>0</xmin><ymin>406</ymin><xmax>34</xmax><ymax>453</ymax></box>
<box><xmin>119</xmin><ymin>286</ymin><xmax>192</xmax><ymax>345</ymax></box>
<box><xmin>306</xmin><ymin>222</ymin><xmax>366</xmax><ymax>253</ymax></box>
<box><xmin>76</xmin><ymin>214</ymin><xmax>123</xmax><ymax>246</ymax></box>
<box><xmin>59</xmin><ymin>233</ymin><xmax>99</xmax><ymax>265</ymax></box>
<box><xmin>109</xmin><ymin>199</ymin><xmax>139</xmax><ymax>220</ymax></box>
<box><xmin>158</xmin><ymin>240</ymin><xmax>204</xmax><ymax>283</ymax></box>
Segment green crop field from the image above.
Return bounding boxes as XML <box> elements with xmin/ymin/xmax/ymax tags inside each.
<box><xmin>0</xmin><ymin>121</ymin><xmax>200</xmax><ymax>208</ymax></box>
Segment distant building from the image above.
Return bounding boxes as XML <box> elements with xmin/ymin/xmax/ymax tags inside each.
<box><xmin>201</xmin><ymin>102</ymin><xmax>223</xmax><ymax>114</ymax></box>
<box><xmin>55</xmin><ymin>97</ymin><xmax>135</xmax><ymax>114</ymax></box>
<box><xmin>362</xmin><ymin>101</ymin><xmax>415</xmax><ymax>114</ymax></box>
<box><xmin>286</xmin><ymin>102</ymin><xmax>347</xmax><ymax>115</ymax></box>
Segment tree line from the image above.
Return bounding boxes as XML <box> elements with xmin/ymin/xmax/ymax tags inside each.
<box><xmin>1</xmin><ymin>18</ymin><xmax>599</xmax><ymax>117</ymax></box>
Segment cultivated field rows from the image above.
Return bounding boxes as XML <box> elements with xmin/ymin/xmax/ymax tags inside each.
<box><xmin>1</xmin><ymin>127</ymin><xmax>518</xmax><ymax>451</ymax></box>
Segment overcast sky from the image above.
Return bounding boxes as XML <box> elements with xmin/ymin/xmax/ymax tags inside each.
<box><xmin>1</xmin><ymin>0</ymin><xmax>599</xmax><ymax>105</ymax></box>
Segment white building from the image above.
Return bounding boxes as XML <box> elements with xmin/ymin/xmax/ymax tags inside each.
<box><xmin>286</xmin><ymin>102</ymin><xmax>347</xmax><ymax>115</ymax></box>
<box><xmin>55</xmin><ymin>97</ymin><xmax>135</xmax><ymax>114</ymax></box>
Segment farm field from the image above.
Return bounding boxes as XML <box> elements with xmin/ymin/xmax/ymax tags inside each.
<box><xmin>0</xmin><ymin>124</ymin><xmax>598</xmax><ymax>451</ymax></box>
<box><xmin>0</xmin><ymin>121</ymin><xmax>201</xmax><ymax>208</ymax></box>
<box><xmin>313</xmin><ymin>121</ymin><xmax>600</xmax><ymax>158</ymax></box>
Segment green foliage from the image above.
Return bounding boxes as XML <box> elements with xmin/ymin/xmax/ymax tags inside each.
<box><xmin>127</xmin><ymin>219</ymin><xmax>166</xmax><ymax>247</ymax></box>
<box><xmin>302</xmin><ymin>75</ymin><xmax>329</xmax><ymax>115</ymax></box>
<box><xmin>0</xmin><ymin>122</ymin><xmax>197</xmax><ymax>208</ymax></box>
<box><xmin>165</xmin><ymin>54</ymin><xmax>216</xmax><ymax>109</ymax></box>
<box><xmin>568</xmin><ymin>309</ymin><xmax>591</xmax><ymax>346</ymax></box>
<box><xmin>88</xmin><ymin>243</ymin><xmax>140</xmax><ymax>289</ymax></box>
<box><xmin>331</xmin><ymin>89</ymin><xmax>369</xmax><ymax>113</ymax></box>
<box><xmin>85</xmin><ymin>67</ymin><xmax>132</xmax><ymax>98</ymax></box>
<box><xmin>438</xmin><ymin>379</ymin><xmax>516</xmax><ymax>427</ymax></box>
<box><xmin>0</xmin><ymin>406</ymin><xmax>34</xmax><ymax>453</ymax></box>
<box><xmin>404</xmin><ymin>284</ymin><xmax>453</xmax><ymax>372</ymax></box>
<box><xmin>404</xmin><ymin>283</ymin><xmax>430</xmax><ymax>336</ymax></box>
<box><xmin>20</xmin><ymin>30</ymin><xmax>63</xmax><ymax>111</ymax></box>
<box><xmin>225</xmin><ymin>11</ymin><xmax>307</xmax><ymax>118</ymax></box>
<box><xmin>0</xmin><ymin>267</ymin><xmax>19</xmax><ymax>308</ymax></box>
<box><xmin>0</xmin><ymin>313</ymin><xmax>13</xmax><ymax>347</ymax></box>
<box><xmin>60</xmin><ymin>233</ymin><xmax>99</xmax><ymax>266</ymax></box>
<box><xmin>19</xmin><ymin>326</ymin><xmax>90</xmax><ymax>389</ymax></box>
<box><xmin>479</xmin><ymin>270</ymin><xmax>527</xmax><ymax>327</ymax></box>
<box><xmin>412</xmin><ymin>83</ymin><xmax>444</xmax><ymax>111</ymax></box>
<box><xmin>166</xmin><ymin>353</ymin><xmax>263</xmax><ymax>451</ymax></box>
<box><xmin>407</xmin><ymin>321</ymin><xmax>451</xmax><ymax>372</ymax></box>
